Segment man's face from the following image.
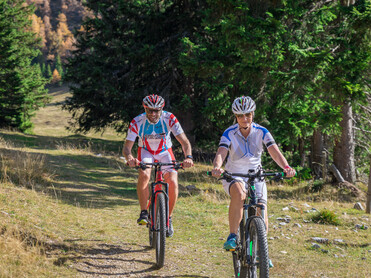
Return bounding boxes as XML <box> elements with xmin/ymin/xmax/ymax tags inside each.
<box><xmin>145</xmin><ymin>108</ymin><xmax>162</xmax><ymax>123</ymax></box>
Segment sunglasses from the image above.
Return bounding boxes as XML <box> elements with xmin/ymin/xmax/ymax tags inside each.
<box><xmin>236</xmin><ymin>113</ymin><xmax>253</xmax><ymax>118</ymax></box>
<box><xmin>145</xmin><ymin>108</ymin><xmax>162</xmax><ymax>114</ymax></box>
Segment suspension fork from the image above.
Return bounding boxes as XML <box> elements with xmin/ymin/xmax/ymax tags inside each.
<box><xmin>150</xmin><ymin>181</ymin><xmax>170</xmax><ymax>231</ymax></box>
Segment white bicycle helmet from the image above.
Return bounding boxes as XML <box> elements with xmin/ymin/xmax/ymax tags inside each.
<box><xmin>142</xmin><ymin>94</ymin><xmax>165</xmax><ymax>109</ymax></box>
<box><xmin>232</xmin><ymin>96</ymin><xmax>256</xmax><ymax>114</ymax></box>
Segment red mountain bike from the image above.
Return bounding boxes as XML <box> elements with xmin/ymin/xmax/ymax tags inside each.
<box><xmin>136</xmin><ymin>160</ymin><xmax>182</xmax><ymax>268</ymax></box>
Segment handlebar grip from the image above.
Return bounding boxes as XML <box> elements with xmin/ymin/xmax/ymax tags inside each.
<box><xmin>206</xmin><ymin>171</ymin><xmax>225</xmax><ymax>177</ymax></box>
<box><xmin>280</xmin><ymin>171</ymin><xmax>298</xmax><ymax>177</ymax></box>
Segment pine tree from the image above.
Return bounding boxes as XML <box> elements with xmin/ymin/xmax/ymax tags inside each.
<box><xmin>55</xmin><ymin>54</ymin><xmax>64</xmax><ymax>79</ymax></box>
<box><xmin>65</xmin><ymin>0</ymin><xmax>205</xmax><ymax>134</ymax></box>
<box><xmin>40</xmin><ymin>62</ymin><xmax>46</xmax><ymax>77</ymax></box>
<box><xmin>46</xmin><ymin>64</ymin><xmax>52</xmax><ymax>79</ymax></box>
<box><xmin>0</xmin><ymin>0</ymin><xmax>49</xmax><ymax>132</ymax></box>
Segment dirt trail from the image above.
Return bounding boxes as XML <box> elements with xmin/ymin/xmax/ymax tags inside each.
<box><xmin>70</xmin><ymin>240</ymin><xmax>211</xmax><ymax>278</ymax></box>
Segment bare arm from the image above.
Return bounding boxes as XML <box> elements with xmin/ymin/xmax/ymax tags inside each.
<box><xmin>267</xmin><ymin>144</ymin><xmax>296</xmax><ymax>177</ymax></box>
<box><xmin>175</xmin><ymin>132</ymin><xmax>193</xmax><ymax>168</ymax></box>
<box><xmin>123</xmin><ymin>140</ymin><xmax>139</xmax><ymax>167</ymax></box>
<box><xmin>212</xmin><ymin>147</ymin><xmax>229</xmax><ymax>177</ymax></box>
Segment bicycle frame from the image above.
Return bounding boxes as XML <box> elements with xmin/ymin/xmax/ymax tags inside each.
<box><xmin>137</xmin><ymin>160</ymin><xmax>182</xmax><ymax>233</ymax></box>
<box><xmin>136</xmin><ymin>160</ymin><xmax>182</xmax><ymax>268</ymax></box>
<box><xmin>242</xmin><ymin>178</ymin><xmax>266</xmax><ymax>266</ymax></box>
<box><xmin>148</xmin><ymin>164</ymin><xmax>170</xmax><ymax>231</ymax></box>
<box><xmin>210</xmin><ymin>168</ymin><xmax>286</xmax><ymax>277</ymax></box>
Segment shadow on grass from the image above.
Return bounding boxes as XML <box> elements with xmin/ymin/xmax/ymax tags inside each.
<box><xmin>0</xmin><ymin>131</ymin><xmax>123</xmax><ymax>154</ymax></box>
<box><xmin>0</xmin><ymin>131</ymin><xmax>139</xmax><ymax>208</ymax></box>
<box><xmin>0</xmin><ymin>131</ymin><xmax>208</xmax><ymax>209</ymax></box>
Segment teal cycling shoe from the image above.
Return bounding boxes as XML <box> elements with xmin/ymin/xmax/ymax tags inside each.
<box><xmin>269</xmin><ymin>259</ymin><xmax>274</xmax><ymax>268</ymax></box>
<box><xmin>223</xmin><ymin>233</ymin><xmax>237</xmax><ymax>251</ymax></box>
<box><xmin>256</xmin><ymin>256</ymin><xmax>274</xmax><ymax>268</ymax></box>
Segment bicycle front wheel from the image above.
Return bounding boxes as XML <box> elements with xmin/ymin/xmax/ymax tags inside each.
<box><xmin>233</xmin><ymin>220</ymin><xmax>248</xmax><ymax>278</ymax></box>
<box><xmin>154</xmin><ymin>192</ymin><xmax>166</xmax><ymax>268</ymax></box>
<box><xmin>247</xmin><ymin>217</ymin><xmax>269</xmax><ymax>278</ymax></box>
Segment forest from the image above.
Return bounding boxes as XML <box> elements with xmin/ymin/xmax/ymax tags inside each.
<box><xmin>1</xmin><ymin>0</ymin><xmax>370</xmax><ymax>187</ymax></box>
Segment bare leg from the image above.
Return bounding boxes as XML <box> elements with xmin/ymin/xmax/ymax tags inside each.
<box><xmin>229</xmin><ymin>182</ymin><xmax>246</xmax><ymax>234</ymax></box>
<box><xmin>257</xmin><ymin>204</ymin><xmax>268</xmax><ymax>234</ymax></box>
<box><xmin>137</xmin><ymin>168</ymin><xmax>151</xmax><ymax>210</ymax></box>
<box><xmin>164</xmin><ymin>171</ymin><xmax>178</xmax><ymax>216</ymax></box>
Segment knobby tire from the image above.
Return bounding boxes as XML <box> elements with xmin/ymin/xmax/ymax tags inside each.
<box><xmin>154</xmin><ymin>192</ymin><xmax>166</xmax><ymax>268</ymax></box>
<box><xmin>248</xmin><ymin>217</ymin><xmax>269</xmax><ymax>278</ymax></box>
<box><xmin>234</xmin><ymin>219</ymin><xmax>248</xmax><ymax>278</ymax></box>
<box><xmin>149</xmin><ymin>215</ymin><xmax>155</xmax><ymax>249</ymax></box>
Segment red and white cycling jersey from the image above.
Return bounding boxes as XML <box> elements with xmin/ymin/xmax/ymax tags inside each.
<box><xmin>126</xmin><ymin>111</ymin><xmax>184</xmax><ymax>155</ymax></box>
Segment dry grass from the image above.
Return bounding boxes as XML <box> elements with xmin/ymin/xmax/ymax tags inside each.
<box><xmin>0</xmin><ymin>183</ymin><xmax>77</xmax><ymax>278</ymax></box>
<box><xmin>55</xmin><ymin>139</ymin><xmax>93</xmax><ymax>154</ymax></box>
<box><xmin>32</xmin><ymin>84</ymin><xmax>122</xmax><ymax>141</ymax></box>
<box><xmin>0</xmin><ymin>139</ymin><xmax>54</xmax><ymax>191</ymax></box>
<box><xmin>0</xmin><ymin>85</ymin><xmax>369</xmax><ymax>277</ymax></box>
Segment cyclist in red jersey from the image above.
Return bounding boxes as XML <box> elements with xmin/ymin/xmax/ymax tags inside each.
<box><xmin>123</xmin><ymin>94</ymin><xmax>194</xmax><ymax>237</ymax></box>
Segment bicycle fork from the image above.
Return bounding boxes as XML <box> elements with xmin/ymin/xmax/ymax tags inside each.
<box><xmin>149</xmin><ymin>181</ymin><xmax>170</xmax><ymax>232</ymax></box>
<box><xmin>245</xmin><ymin>204</ymin><xmax>265</xmax><ymax>266</ymax></box>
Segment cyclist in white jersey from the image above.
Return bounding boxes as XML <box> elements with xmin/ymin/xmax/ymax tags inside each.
<box><xmin>211</xmin><ymin>96</ymin><xmax>296</xmax><ymax>266</ymax></box>
<box><xmin>123</xmin><ymin>94</ymin><xmax>194</xmax><ymax>237</ymax></box>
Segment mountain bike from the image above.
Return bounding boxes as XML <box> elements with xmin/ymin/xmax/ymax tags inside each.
<box><xmin>136</xmin><ymin>160</ymin><xmax>182</xmax><ymax>269</ymax></box>
<box><xmin>208</xmin><ymin>168</ymin><xmax>288</xmax><ymax>278</ymax></box>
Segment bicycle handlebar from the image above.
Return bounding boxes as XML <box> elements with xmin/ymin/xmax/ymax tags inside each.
<box><xmin>206</xmin><ymin>169</ymin><xmax>295</xmax><ymax>182</ymax></box>
<box><xmin>135</xmin><ymin>161</ymin><xmax>183</xmax><ymax>171</ymax></box>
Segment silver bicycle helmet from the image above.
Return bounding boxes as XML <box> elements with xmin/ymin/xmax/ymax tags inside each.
<box><xmin>232</xmin><ymin>96</ymin><xmax>256</xmax><ymax>114</ymax></box>
<box><xmin>142</xmin><ymin>94</ymin><xmax>165</xmax><ymax>109</ymax></box>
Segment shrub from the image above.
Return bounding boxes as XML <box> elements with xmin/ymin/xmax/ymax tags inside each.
<box><xmin>311</xmin><ymin>209</ymin><xmax>340</xmax><ymax>225</ymax></box>
<box><xmin>310</xmin><ymin>180</ymin><xmax>326</xmax><ymax>193</ymax></box>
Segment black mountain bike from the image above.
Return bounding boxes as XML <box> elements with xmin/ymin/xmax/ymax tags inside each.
<box><xmin>208</xmin><ymin>168</ymin><xmax>287</xmax><ymax>278</ymax></box>
<box><xmin>136</xmin><ymin>160</ymin><xmax>182</xmax><ymax>269</ymax></box>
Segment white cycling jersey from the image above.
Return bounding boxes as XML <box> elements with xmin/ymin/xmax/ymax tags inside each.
<box><xmin>219</xmin><ymin>122</ymin><xmax>276</xmax><ymax>173</ymax></box>
<box><xmin>126</xmin><ymin>111</ymin><xmax>184</xmax><ymax>155</ymax></box>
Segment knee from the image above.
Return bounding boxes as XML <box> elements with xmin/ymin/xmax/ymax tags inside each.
<box><xmin>138</xmin><ymin>170</ymin><xmax>151</xmax><ymax>184</ymax></box>
<box><xmin>165</xmin><ymin>173</ymin><xmax>178</xmax><ymax>187</ymax></box>
<box><xmin>230</xmin><ymin>184</ymin><xmax>245</xmax><ymax>202</ymax></box>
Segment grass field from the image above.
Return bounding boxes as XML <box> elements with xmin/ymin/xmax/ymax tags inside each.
<box><xmin>0</xmin><ymin>85</ymin><xmax>370</xmax><ymax>277</ymax></box>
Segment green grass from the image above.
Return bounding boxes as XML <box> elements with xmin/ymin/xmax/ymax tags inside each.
<box><xmin>311</xmin><ymin>209</ymin><xmax>341</xmax><ymax>225</ymax></box>
<box><xmin>0</xmin><ymin>85</ymin><xmax>370</xmax><ymax>277</ymax></box>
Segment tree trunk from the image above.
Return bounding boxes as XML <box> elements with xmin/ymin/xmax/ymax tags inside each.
<box><xmin>366</xmin><ymin>154</ymin><xmax>371</xmax><ymax>213</ymax></box>
<box><xmin>340</xmin><ymin>0</ymin><xmax>356</xmax><ymax>7</ymax></box>
<box><xmin>333</xmin><ymin>102</ymin><xmax>356</xmax><ymax>183</ymax></box>
<box><xmin>299</xmin><ymin>137</ymin><xmax>306</xmax><ymax>167</ymax></box>
<box><xmin>311</xmin><ymin>129</ymin><xmax>324</xmax><ymax>179</ymax></box>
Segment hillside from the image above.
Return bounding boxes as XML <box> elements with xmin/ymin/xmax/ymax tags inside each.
<box><xmin>0</xmin><ymin>86</ymin><xmax>370</xmax><ymax>277</ymax></box>
<box><xmin>26</xmin><ymin>0</ymin><xmax>86</xmax><ymax>76</ymax></box>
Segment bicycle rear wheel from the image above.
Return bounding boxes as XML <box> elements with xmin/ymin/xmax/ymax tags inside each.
<box><xmin>154</xmin><ymin>192</ymin><xmax>166</xmax><ymax>268</ymax></box>
<box><xmin>247</xmin><ymin>217</ymin><xmax>269</xmax><ymax>278</ymax></box>
<box><xmin>148</xmin><ymin>217</ymin><xmax>155</xmax><ymax>249</ymax></box>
